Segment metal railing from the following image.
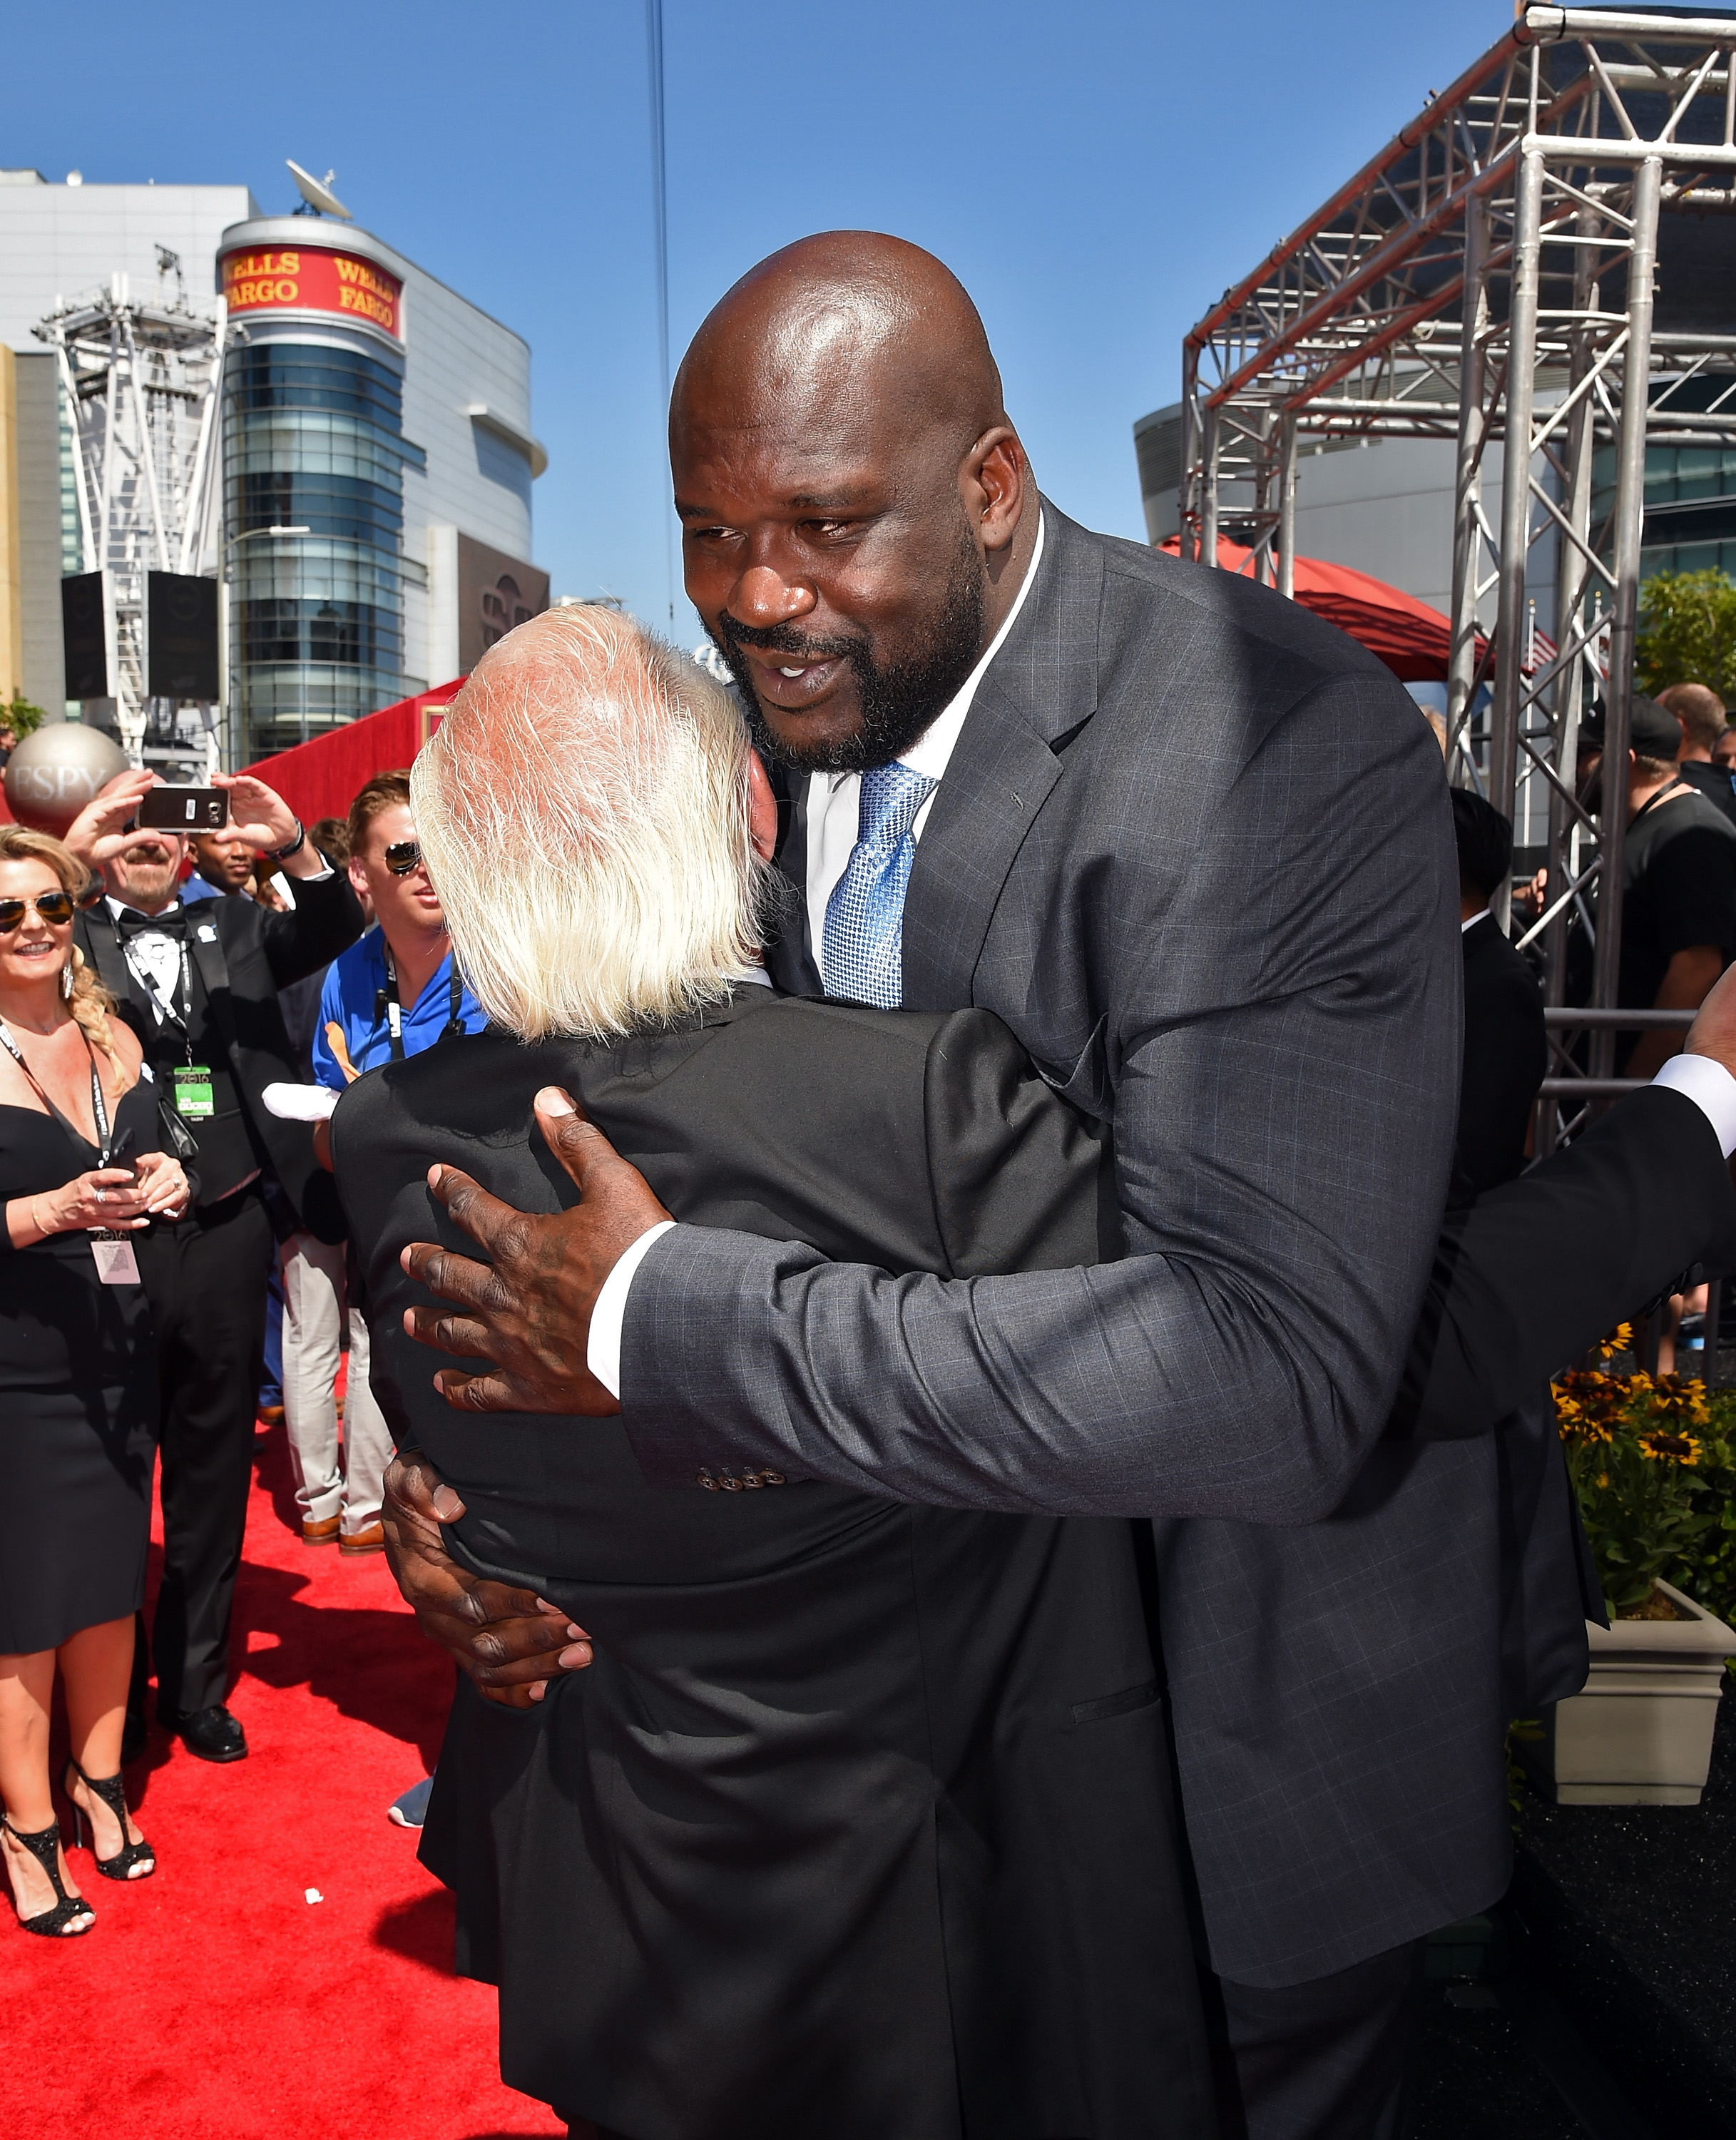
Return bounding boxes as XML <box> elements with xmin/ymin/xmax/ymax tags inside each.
<box><xmin>1536</xmin><ymin>1004</ymin><xmax>1694</xmax><ymax>1109</ymax></box>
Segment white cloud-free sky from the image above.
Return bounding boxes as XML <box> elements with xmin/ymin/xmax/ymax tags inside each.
<box><xmin>3</xmin><ymin>0</ymin><xmax>1510</xmax><ymax>643</ymax></box>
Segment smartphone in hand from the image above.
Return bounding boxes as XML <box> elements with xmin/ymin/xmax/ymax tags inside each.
<box><xmin>137</xmin><ymin>787</ymin><xmax>228</xmax><ymax>832</ymax></box>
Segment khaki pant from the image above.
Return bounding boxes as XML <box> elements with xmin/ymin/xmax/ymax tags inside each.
<box><xmin>280</xmin><ymin>1230</ymin><xmax>393</xmax><ymax>1534</ymax></box>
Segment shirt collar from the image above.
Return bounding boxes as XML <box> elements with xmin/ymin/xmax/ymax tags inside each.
<box><xmin>1461</xmin><ymin>907</ymin><xmax>1493</xmax><ymax>935</ymax></box>
<box><xmin>107</xmin><ymin>895</ymin><xmax>182</xmax><ymax>927</ymax></box>
<box><xmin>370</xmin><ymin>926</ymin><xmax>459</xmax><ymax>1001</ymax></box>
<box><xmin>822</xmin><ymin>507</ymin><xmax>1047</xmax><ymax>798</ymax></box>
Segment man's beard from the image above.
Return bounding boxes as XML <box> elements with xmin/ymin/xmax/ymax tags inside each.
<box><xmin>713</xmin><ymin>521</ymin><xmax>987</xmax><ymax>775</ymax></box>
<box><xmin>108</xmin><ymin>845</ymin><xmax>182</xmax><ymax>908</ymax></box>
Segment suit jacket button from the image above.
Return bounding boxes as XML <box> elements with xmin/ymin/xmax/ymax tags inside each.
<box><xmin>762</xmin><ymin>1472</ymin><xmax>786</xmax><ymax>1487</ymax></box>
<box><xmin>720</xmin><ymin>1473</ymin><xmax>745</xmax><ymax>1492</ymax></box>
<box><xmin>741</xmin><ymin>1469</ymin><xmax>764</xmax><ymax>1488</ymax></box>
<box><xmin>698</xmin><ymin>1472</ymin><xmax>720</xmax><ymax>1491</ymax></box>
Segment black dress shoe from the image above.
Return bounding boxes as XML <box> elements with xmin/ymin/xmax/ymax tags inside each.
<box><xmin>163</xmin><ymin>1705</ymin><xmax>247</xmax><ymax>1763</ymax></box>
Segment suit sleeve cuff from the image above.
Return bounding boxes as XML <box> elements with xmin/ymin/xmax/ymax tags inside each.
<box><xmin>1652</xmin><ymin>1054</ymin><xmax>1736</xmax><ymax>1158</ymax></box>
<box><xmin>586</xmin><ymin>1219</ymin><xmax>678</xmax><ymax>1397</ymax></box>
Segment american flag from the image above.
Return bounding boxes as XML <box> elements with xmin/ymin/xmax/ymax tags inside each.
<box><xmin>1523</xmin><ymin>601</ymin><xmax>1559</xmax><ymax>677</ymax></box>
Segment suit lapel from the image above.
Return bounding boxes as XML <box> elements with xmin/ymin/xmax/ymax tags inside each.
<box><xmin>81</xmin><ymin>905</ymin><xmax>137</xmax><ymax>1007</ymax></box>
<box><xmin>901</xmin><ymin>503</ymin><xmax>1103</xmax><ymax>1014</ymax></box>
<box><xmin>185</xmin><ymin>906</ymin><xmax>238</xmax><ymax>1056</ymax></box>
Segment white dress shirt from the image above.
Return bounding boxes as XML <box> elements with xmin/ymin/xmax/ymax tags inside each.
<box><xmin>804</xmin><ymin>510</ymin><xmax>1046</xmax><ymax>968</ymax></box>
<box><xmin>107</xmin><ymin>895</ymin><xmax>188</xmax><ymax>1021</ymax></box>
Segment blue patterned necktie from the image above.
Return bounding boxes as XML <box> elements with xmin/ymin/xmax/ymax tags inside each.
<box><xmin>822</xmin><ymin>763</ymin><xmax>938</xmax><ymax>1008</ymax></box>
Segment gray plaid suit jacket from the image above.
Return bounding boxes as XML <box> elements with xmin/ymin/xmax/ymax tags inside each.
<box><xmin>620</xmin><ymin>501</ymin><xmax>1490</xmax><ymax>1987</ymax></box>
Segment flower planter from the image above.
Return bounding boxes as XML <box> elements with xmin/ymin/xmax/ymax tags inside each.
<box><xmin>1523</xmin><ymin>1581</ymin><xmax>1736</xmax><ymax>1805</ymax></box>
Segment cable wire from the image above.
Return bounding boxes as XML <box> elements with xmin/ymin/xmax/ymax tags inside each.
<box><xmin>646</xmin><ymin>0</ymin><xmax>675</xmax><ymax>621</ymax></box>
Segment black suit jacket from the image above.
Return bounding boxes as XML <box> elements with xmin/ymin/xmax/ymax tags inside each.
<box><xmin>615</xmin><ymin>503</ymin><xmax>1736</xmax><ymax>1986</ymax></box>
<box><xmin>1458</xmin><ymin>913</ymin><xmax>1547</xmax><ymax>1198</ymax></box>
<box><xmin>78</xmin><ymin>875</ymin><xmax>363</xmax><ymax>1223</ymax></box>
<box><xmin>336</xmin><ymin>993</ymin><xmax>1116</xmax><ymax>1551</ymax></box>
<box><xmin>335</xmin><ymin>994</ymin><xmax>1215</xmax><ymax>2137</ymax></box>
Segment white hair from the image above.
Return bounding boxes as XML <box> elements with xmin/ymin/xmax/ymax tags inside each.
<box><xmin>412</xmin><ymin>604</ymin><xmax>770</xmax><ymax>1042</ymax></box>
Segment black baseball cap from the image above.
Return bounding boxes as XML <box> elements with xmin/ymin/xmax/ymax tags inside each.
<box><xmin>1628</xmin><ymin>693</ymin><xmax>1687</xmax><ymax>758</ymax></box>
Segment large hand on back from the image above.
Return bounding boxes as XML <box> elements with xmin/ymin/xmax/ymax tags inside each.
<box><xmin>399</xmin><ymin>1085</ymin><xmax>670</xmax><ymax>1415</ymax></box>
<box><xmin>380</xmin><ymin>1452</ymin><xmax>591</xmax><ymax>1707</ymax></box>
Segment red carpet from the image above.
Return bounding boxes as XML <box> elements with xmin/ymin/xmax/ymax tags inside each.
<box><xmin>1</xmin><ymin>1417</ymin><xmax>566</xmax><ymax>2140</ymax></box>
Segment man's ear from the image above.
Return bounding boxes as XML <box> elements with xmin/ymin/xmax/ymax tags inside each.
<box><xmin>962</xmin><ymin>426</ymin><xmax>1028</xmax><ymax>557</ymax></box>
<box><xmin>347</xmin><ymin>852</ymin><xmax>370</xmax><ymax>902</ymax></box>
<box><xmin>747</xmin><ymin>748</ymin><xmax>779</xmax><ymax>862</ymax></box>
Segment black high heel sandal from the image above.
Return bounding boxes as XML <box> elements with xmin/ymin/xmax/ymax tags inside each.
<box><xmin>63</xmin><ymin>1758</ymin><xmax>155</xmax><ymax>1881</ymax></box>
<box><xmin>1</xmin><ymin>1815</ymin><xmax>95</xmax><ymax>1935</ymax></box>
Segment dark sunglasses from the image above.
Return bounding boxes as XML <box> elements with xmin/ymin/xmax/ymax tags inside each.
<box><xmin>384</xmin><ymin>839</ymin><xmax>425</xmax><ymax>877</ymax></box>
<box><xmin>0</xmin><ymin>891</ymin><xmax>76</xmax><ymax>932</ymax></box>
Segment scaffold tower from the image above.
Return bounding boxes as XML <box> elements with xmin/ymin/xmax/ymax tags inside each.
<box><xmin>34</xmin><ymin>251</ymin><xmax>225</xmax><ymax>771</ymax></box>
<box><xmin>1181</xmin><ymin>6</ymin><xmax>1736</xmax><ymax>1144</ymax></box>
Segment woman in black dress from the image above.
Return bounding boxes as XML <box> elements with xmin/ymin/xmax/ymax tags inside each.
<box><xmin>0</xmin><ymin>828</ymin><xmax>188</xmax><ymax>1937</ymax></box>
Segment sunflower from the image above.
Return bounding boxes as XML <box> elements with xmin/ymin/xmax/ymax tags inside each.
<box><xmin>1639</xmin><ymin>1430</ymin><xmax>1702</xmax><ymax>1466</ymax></box>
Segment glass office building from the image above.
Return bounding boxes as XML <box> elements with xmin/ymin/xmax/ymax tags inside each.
<box><xmin>1591</xmin><ymin>374</ymin><xmax>1736</xmax><ymax>584</ymax></box>
<box><xmin>225</xmin><ymin>337</ymin><xmax>425</xmax><ymax>755</ymax></box>
<box><xmin>218</xmin><ymin>218</ymin><xmax>543</xmax><ymax>765</ymax></box>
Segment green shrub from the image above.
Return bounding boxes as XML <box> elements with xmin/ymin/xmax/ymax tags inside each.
<box><xmin>1</xmin><ymin>691</ymin><xmax>49</xmax><ymax>740</ymax></box>
<box><xmin>1635</xmin><ymin>568</ymin><xmax>1736</xmax><ymax>702</ymax></box>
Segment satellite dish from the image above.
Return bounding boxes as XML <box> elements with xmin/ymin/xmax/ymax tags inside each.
<box><xmin>285</xmin><ymin>160</ymin><xmax>353</xmax><ymax>220</ymax></box>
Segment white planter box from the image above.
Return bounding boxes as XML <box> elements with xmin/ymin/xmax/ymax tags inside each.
<box><xmin>1526</xmin><ymin>1580</ymin><xmax>1736</xmax><ymax>1805</ymax></box>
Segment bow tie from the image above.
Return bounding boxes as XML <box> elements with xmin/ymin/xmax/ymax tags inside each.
<box><xmin>116</xmin><ymin>905</ymin><xmax>184</xmax><ymax>942</ymax></box>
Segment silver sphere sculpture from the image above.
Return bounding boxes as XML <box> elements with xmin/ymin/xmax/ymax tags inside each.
<box><xmin>4</xmin><ymin>723</ymin><xmax>130</xmax><ymax>837</ymax></box>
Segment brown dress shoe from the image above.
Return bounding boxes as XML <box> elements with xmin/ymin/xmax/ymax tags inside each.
<box><xmin>339</xmin><ymin>1522</ymin><xmax>386</xmax><ymax>1555</ymax></box>
<box><xmin>302</xmin><ymin>1514</ymin><xmax>341</xmax><ymax>1547</ymax></box>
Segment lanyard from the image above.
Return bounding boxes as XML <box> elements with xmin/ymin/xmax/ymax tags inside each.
<box><xmin>1632</xmin><ymin>780</ymin><xmax>1693</xmax><ymax>829</ymax></box>
<box><xmin>0</xmin><ymin>1020</ymin><xmax>121</xmax><ymax>1167</ymax></box>
<box><xmin>124</xmin><ymin>932</ymin><xmax>194</xmax><ymax>1060</ymax></box>
<box><xmin>377</xmin><ymin>949</ymin><xmax>465</xmax><ymax>1064</ymax></box>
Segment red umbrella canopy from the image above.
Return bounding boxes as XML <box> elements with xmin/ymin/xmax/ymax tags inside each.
<box><xmin>1158</xmin><ymin>536</ymin><xmax>1481</xmax><ymax>685</ymax></box>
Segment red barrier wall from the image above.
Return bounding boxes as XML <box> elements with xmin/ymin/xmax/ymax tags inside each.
<box><xmin>243</xmin><ymin>681</ymin><xmax>466</xmax><ymax>828</ymax></box>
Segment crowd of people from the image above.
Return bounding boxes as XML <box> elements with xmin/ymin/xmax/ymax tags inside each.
<box><xmin>6</xmin><ymin>229</ymin><xmax>1736</xmax><ymax>2140</ymax></box>
<box><xmin>0</xmin><ymin>758</ymin><xmax>481</xmax><ymax>1916</ymax></box>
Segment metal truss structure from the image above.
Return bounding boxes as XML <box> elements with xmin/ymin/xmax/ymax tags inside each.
<box><xmin>34</xmin><ymin>252</ymin><xmax>225</xmax><ymax>773</ymax></box>
<box><xmin>1180</xmin><ymin>6</ymin><xmax>1736</xmax><ymax>1145</ymax></box>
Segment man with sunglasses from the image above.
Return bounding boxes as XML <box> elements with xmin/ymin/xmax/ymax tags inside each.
<box><xmin>64</xmin><ymin>767</ymin><xmax>365</xmax><ymax>1766</ymax></box>
<box><xmin>289</xmin><ymin>773</ymin><xmax>485</xmax><ymax>1576</ymax></box>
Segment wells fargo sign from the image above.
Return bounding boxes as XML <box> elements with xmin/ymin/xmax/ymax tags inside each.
<box><xmin>220</xmin><ymin>247</ymin><xmax>403</xmax><ymax>340</ymax></box>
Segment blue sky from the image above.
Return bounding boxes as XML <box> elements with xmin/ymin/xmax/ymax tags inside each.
<box><xmin>4</xmin><ymin>0</ymin><xmax>1506</xmax><ymax>643</ymax></box>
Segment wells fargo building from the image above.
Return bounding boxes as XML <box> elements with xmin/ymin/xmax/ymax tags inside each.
<box><xmin>217</xmin><ymin>216</ymin><xmax>548</xmax><ymax>761</ymax></box>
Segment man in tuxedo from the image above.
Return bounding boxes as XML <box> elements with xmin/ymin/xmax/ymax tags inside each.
<box><xmin>68</xmin><ymin>770</ymin><xmax>364</xmax><ymax>1761</ymax></box>
<box><xmin>1451</xmin><ymin>789</ymin><xmax>1546</xmax><ymax>1197</ymax></box>
<box><xmin>392</xmin><ymin>235</ymin><xmax>1736</xmax><ymax>2137</ymax></box>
